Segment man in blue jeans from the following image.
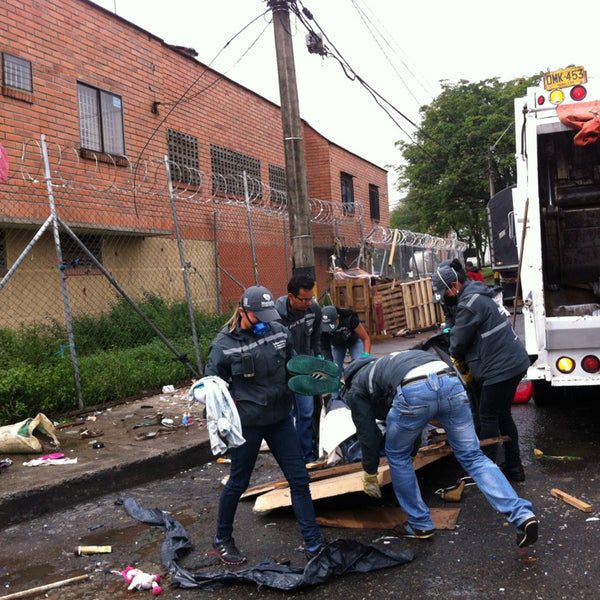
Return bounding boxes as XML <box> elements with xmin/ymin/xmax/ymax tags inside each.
<box><xmin>276</xmin><ymin>275</ymin><xmax>323</xmax><ymax>463</ymax></box>
<box><xmin>344</xmin><ymin>351</ymin><xmax>539</xmax><ymax>547</ymax></box>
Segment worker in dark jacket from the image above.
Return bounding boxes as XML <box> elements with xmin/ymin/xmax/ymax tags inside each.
<box><xmin>206</xmin><ymin>285</ymin><xmax>323</xmax><ymax>564</ymax></box>
<box><xmin>275</xmin><ymin>275</ymin><xmax>323</xmax><ymax>462</ymax></box>
<box><xmin>320</xmin><ymin>305</ymin><xmax>372</xmax><ymax>368</ymax></box>
<box><xmin>344</xmin><ymin>351</ymin><xmax>538</xmax><ymax>547</ymax></box>
<box><xmin>433</xmin><ymin>259</ymin><xmax>530</xmax><ymax>482</ymax></box>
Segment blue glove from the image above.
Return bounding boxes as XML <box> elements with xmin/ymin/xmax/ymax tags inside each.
<box><xmin>442</xmin><ymin>327</ymin><xmax>452</xmax><ymax>334</ymax></box>
<box><xmin>360</xmin><ymin>351</ymin><xmax>371</xmax><ymax>358</ymax></box>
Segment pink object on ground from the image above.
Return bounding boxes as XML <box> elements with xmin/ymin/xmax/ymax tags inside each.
<box><xmin>40</xmin><ymin>452</ymin><xmax>65</xmax><ymax>460</ymax></box>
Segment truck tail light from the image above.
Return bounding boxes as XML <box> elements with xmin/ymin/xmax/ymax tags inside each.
<box><xmin>537</xmin><ymin>95</ymin><xmax>546</xmax><ymax>106</ymax></box>
<box><xmin>556</xmin><ymin>356</ymin><xmax>575</xmax><ymax>373</ymax></box>
<box><xmin>570</xmin><ymin>85</ymin><xmax>587</xmax><ymax>101</ymax></box>
<box><xmin>549</xmin><ymin>90</ymin><xmax>565</xmax><ymax>105</ymax></box>
<box><xmin>581</xmin><ymin>355</ymin><xmax>600</xmax><ymax>373</ymax></box>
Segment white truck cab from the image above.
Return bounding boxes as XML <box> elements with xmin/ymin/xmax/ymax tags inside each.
<box><xmin>513</xmin><ymin>67</ymin><xmax>600</xmax><ymax>401</ymax></box>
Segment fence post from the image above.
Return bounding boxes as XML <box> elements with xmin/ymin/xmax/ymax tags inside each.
<box><xmin>213</xmin><ymin>210</ymin><xmax>222</xmax><ymax>314</ymax></box>
<box><xmin>163</xmin><ymin>156</ymin><xmax>203</xmax><ymax>374</ymax></box>
<box><xmin>40</xmin><ymin>135</ymin><xmax>84</xmax><ymax>409</ymax></box>
<box><xmin>242</xmin><ymin>171</ymin><xmax>259</xmax><ymax>285</ymax></box>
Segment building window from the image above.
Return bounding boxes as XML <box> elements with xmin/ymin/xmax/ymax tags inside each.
<box><xmin>59</xmin><ymin>233</ymin><xmax>102</xmax><ymax>270</ymax></box>
<box><xmin>167</xmin><ymin>129</ymin><xmax>200</xmax><ymax>186</ymax></box>
<box><xmin>268</xmin><ymin>164</ymin><xmax>287</xmax><ymax>205</ymax></box>
<box><xmin>77</xmin><ymin>82</ymin><xmax>125</xmax><ymax>156</ymax></box>
<box><xmin>210</xmin><ymin>144</ymin><xmax>261</xmax><ymax>198</ymax></box>
<box><xmin>341</xmin><ymin>172</ymin><xmax>355</xmax><ymax>215</ymax></box>
<box><xmin>369</xmin><ymin>184</ymin><xmax>380</xmax><ymax>221</ymax></box>
<box><xmin>2</xmin><ymin>53</ymin><xmax>33</xmax><ymax>93</ymax></box>
<box><xmin>0</xmin><ymin>230</ymin><xmax>6</xmax><ymax>275</ymax></box>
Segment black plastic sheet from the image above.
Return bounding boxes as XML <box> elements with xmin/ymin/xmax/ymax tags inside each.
<box><xmin>124</xmin><ymin>498</ymin><xmax>414</xmax><ymax>590</ymax></box>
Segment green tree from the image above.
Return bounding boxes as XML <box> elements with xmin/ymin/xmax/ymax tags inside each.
<box><xmin>392</xmin><ymin>75</ymin><xmax>539</xmax><ymax>264</ymax></box>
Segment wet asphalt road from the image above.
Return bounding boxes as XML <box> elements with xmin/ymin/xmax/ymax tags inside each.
<box><xmin>1</xmin><ymin>391</ymin><xmax>599</xmax><ymax>600</ymax></box>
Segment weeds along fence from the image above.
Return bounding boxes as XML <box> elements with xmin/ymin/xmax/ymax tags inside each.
<box><xmin>0</xmin><ymin>135</ymin><xmax>364</xmax><ymax>422</ymax></box>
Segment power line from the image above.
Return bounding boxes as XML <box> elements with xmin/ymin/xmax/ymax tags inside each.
<box><xmin>350</xmin><ymin>0</ymin><xmax>424</xmax><ymax>110</ymax></box>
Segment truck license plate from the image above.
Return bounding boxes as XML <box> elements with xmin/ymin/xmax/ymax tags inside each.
<box><xmin>543</xmin><ymin>67</ymin><xmax>587</xmax><ymax>91</ymax></box>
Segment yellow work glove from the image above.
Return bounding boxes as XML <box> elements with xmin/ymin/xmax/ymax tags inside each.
<box><xmin>451</xmin><ymin>357</ymin><xmax>474</xmax><ymax>385</ymax></box>
<box><xmin>362</xmin><ymin>471</ymin><xmax>381</xmax><ymax>498</ymax></box>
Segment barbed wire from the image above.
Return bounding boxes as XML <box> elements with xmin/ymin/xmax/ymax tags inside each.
<box><xmin>365</xmin><ymin>224</ymin><xmax>468</xmax><ymax>252</ymax></box>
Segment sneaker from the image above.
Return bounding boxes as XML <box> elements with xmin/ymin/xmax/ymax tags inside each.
<box><xmin>502</xmin><ymin>464</ymin><xmax>526</xmax><ymax>482</ymax></box>
<box><xmin>516</xmin><ymin>517</ymin><xmax>539</xmax><ymax>548</ymax></box>
<box><xmin>288</xmin><ymin>374</ymin><xmax>340</xmax><ymax>395</ymax></box>
<box><xmin>211</xmin><ymin>538</ymin><xmax>247</xmax><ymax>565</ymax></box>
<box><xmin>393</xmin><ymin>522</ymin><xmax>435</xmax><ymax>540</ymax></box>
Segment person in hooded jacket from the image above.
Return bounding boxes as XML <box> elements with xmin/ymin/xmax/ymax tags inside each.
<box><xmin>432</xmin><ymin>259</ymin><xmax>530</xmax><ymax>482</ymax></box>
<box><xmin>343</xmin><ymin>351</ymin><xmax>538</xmax><ymax>547</ymax></box>
<box><xmin>205</xmin><ymin>285</ymin><xmax>324</xmax><ymax>565</ymax></box>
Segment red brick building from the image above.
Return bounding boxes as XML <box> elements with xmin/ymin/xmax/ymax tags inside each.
<box><xmin>0</xmin><ymin>0</ymin><xmax>388</xmax><ymax>323</ymax></box>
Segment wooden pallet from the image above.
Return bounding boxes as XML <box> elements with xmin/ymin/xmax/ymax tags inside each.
<box><xmin>331</xmin><ymin>278</ymin><xmax>372</xmax><ymax>333</ymax></box>
<box><xmin>371</xmin><ymin>280</ymin><xmax>406</xmax><ymax>336</ymax></box>
<box><xmin>401</xmin><ymin>277</ymin><xmax>440</xmax><ymax>331</ymax></box>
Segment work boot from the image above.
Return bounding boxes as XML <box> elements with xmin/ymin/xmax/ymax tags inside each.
<box><xmin>502</xmin><ymin>464</ymin><xmax>526</xmax><ymax>482</ymax></box>
<box><xmin>516</xmin><ymin>517</ymin><xmax>539</xmax><ymax>547</ymax></box>
<box><xmin>393</xmin><ymin>522</ymin><xmax>435</xmax><ymax>540</ymax></box>
<box><xmin>211</xmin><ymin>537</ymin><xmax>247</xmax><ymax>565</ymax></box>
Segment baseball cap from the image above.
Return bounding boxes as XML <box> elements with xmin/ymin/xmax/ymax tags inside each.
<box><xmin>321</xmin><ymin>305</ymin><xmax>338</xmax><ymax>333</ymax></box>
<box><xmin>240</xmin><ymin>286</ymin><xmax>280</xmax><ymax>322</ymax></box>
<box><xmin>431</xmin><ymin>260</ymin><xmax>459</xmax><ymax>296</ymax></box>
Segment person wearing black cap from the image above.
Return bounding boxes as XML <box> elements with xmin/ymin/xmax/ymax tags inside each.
<box><xmin>205</xmin><ymin>285</ymin><xmax>324</xmax><ymax>565</ymax></box>
<box><xmin>432</xmin><ymin>259</ymin><xmax>530</xmax><ymax>482</ymax></box>
<box><xmin>320</xmin><ymin>305</ymin><xmax>372</xmax><ymax>374</ymax></box>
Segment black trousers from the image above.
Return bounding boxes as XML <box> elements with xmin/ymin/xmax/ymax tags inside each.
<box><xmin>479</xmin><ymin>373</ymin><xmax>525</xmax><ymax>469</ymax></box>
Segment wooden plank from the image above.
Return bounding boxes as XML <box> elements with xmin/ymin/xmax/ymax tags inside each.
<box><xmin>316</xmin><ymin>506</ymin><xmax>461</xmax><ymax>530</ymax></box>
<box><xmin>550</xmin><ymin>488</ymin><xmax>593</xmax><ymax>513</ymax></box>
<box><xmin>252</xmin><ymin>437</ymin><xmax>509</xmax><ymax>513</ymax></box>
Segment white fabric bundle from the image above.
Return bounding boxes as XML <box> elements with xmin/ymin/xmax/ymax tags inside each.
<box><xmin>188</xmin><ymin>376</ymin><xmax>245</xmax><ymax>455</ymax></box>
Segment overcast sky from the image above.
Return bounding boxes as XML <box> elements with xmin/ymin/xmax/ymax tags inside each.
<box><xmin>91</xmin><ymin>0</ymin><xmax>600</xmax><ymax>207</ymax></box>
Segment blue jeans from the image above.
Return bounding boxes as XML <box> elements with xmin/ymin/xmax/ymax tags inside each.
<box><xmin>385</xmin><ymin>372</ymin><xmax>535</xmax><ymax>531</ymax></box>
<box><xmin>331</xmin><ymin>339</ymin><xmax>365</xmax><ymax>374</ymax></box>
<box><xmin>293</xmin><ymin>393</ymin><xmax>315</xmax><ymax>462</ymax></box>
<box><xmin>216</xmin><ymin>415</ymin><xmax>322</xmax><ymax>549</ymax></box>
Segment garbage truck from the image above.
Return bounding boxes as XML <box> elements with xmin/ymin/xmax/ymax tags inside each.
<box><xmin>512</xmin><ymin>66</ymin><xmax>600</xmax><ymax>403</ymax></box>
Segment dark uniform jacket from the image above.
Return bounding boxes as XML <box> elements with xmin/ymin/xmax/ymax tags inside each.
<box><xmin>205</xmin><ymin>321</ymin><xmax>294</xmax><ymax>427</ymax></box>
<box><xmin>344</xmin><ymin>350</ymin><xmax>439</xmax><ymax>474</ymax></box>
<box><xmin>449</xmin><ymin>281</ymin><xmax>530</xmax><ymax>385</ymax></box>
<box><xmin>321</xmin><ymin>308</ymin><xmax>360</xmax><ymax>361</ymax></box>
<box><xmin>275</xmin><ymin>296</ymin><xmax>322</xmax><ymax>356</ymax></box>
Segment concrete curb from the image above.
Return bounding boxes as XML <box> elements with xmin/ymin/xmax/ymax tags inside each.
<box><xmin>0</xmin><ymin>439</ymin><xmax>213</xmax><ymax>528</ymax></box>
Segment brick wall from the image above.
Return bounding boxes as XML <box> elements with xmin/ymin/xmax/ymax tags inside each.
<box><xmin>0</xmin><ymin>0</ymin><xmax>388</xmax><ymax>313</ymax></box>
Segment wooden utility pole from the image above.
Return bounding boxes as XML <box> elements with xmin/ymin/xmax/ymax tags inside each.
<box><xmin>269</xmin><ymin>0</ymin><xmax>315</xmax><ymax>278</ymax></box>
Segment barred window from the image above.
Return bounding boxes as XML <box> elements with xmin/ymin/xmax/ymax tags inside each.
<box><xmin>77</xmin><ymin>82</ymin><xmax>125</xmax><ymax>156</ymax></box>
<box><xmin>341</xmin><ymin>172</ymin><xmax>355</xmax><ymax>216</ymax></box>
<box><xmin>369</xmin><ymin>184</ymin><xmax>380</xmax><ymax>220</ymax></box>
<box><xmin>2</xmin><ymin>53</ymin><xmax>33</xmax><ymax>92</ymax></box>
<box><xmin>210</xmin><ymin>144</ymin><xmax>261</xmax><ymax>197</ymax></box>
<box><xmin>168</xmin><ymin>129</ymin><xmax>200</xmax><ymax>186</ymax></box>
<box><xmin>59</xmin><ymin>233</ymin><xmax>102</xmax><ymax>269</ymax></box>
<box><xmin>268</xmin><ymin>164</ymin><xmax>287</xmax><ymax>205</ymax></box>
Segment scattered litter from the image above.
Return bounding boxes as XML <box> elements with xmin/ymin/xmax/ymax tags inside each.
<box><xmin>86</xmin><ymin>415</ymin><xmax>97</xmax><ymax>422</ymax></box>
<box><xmin>134</xmin><ymin>429</ymin><xmax>176</xmax><ymax>441</ymax></box>
<box><xmin>133</xmin><ymin>415</ymin><xmax>164</xmax><ymax>429</ymax></box>
<box><xmin>140</xmin><ymin>405</ymin><xmax>154</xmax><ymax>409</ymax></box>
<box><xmin>264</xmin><ymin>522</ymin><xmax>277</xmax><ymax>528</ymax></box>
<box><xmin>216</xmin><ymin>457</ymin><xmax>231</xmax><ymax>464</ymax></box>
<box><xmin>121</xmin><ymin>565</ymin><xmax>162</xmax><ymax>595</ymax></box>
<box><xmin>551</xmin><ymin>488</ymin><xmax>593</xmax><ymax>513</ymax></box>
<box><xmin>586</xmin><ymin>517</ymin><xmax>600</xmax><ymax>522</ymax></box>
<box><xmin>92</xmin><ymin>441</ymin><xmax>105</xmax><ymax>449</ymax></box>
<box><xmin>182</xmin><ymin>412</ymin><xmax>192</xmax><ymax>428</ymax></box>
<box><xmin>23</xmin><ymin>455</ymin><xmax>78</xmax><ymax>467</ymax></box>
<box><xmin>162</xmin><ymin>385</ymin><xmax>176</xmax><ymax>394</ymax></box>
<box><xmin>534</xmin><ymin>448</ymin><xmax>583</xmax><ymax>461</ymax></box>
<box><xmin>160</xmin><ymin>418</ymin><xmax>175</xmax><ymax>427</ymax></box>
<box><xmin>0</xmin><ymin>574</ymin><xmax>90</xmax><ymax>598</ymax></box>
<box><xmin>0</xmin><ymin>413</ymin><xmax>60</xmax><ymax>453</ymax></box>
<box><xmin>0</xmin><ymin>458</ymin><xmax>13</xmax><ymax>469</ymax></box>
<box><xmin>79</xmin><ymin>428</ymin><xmax>104</xmax><ymax>439</ymax></box>
<box><xmin>74</xmin><ymin>545</ymin><xmax>112</xmax><ymax>555</ymax></box>
<box><xmin>88</xmin><ymin>524</ymin><xmax>104</xmax><ymax>532</ymax></box>
<box><xmin>221</xmin><ymin>475</ymin><xmax>230</xmax><ymax>486</ymax></box>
